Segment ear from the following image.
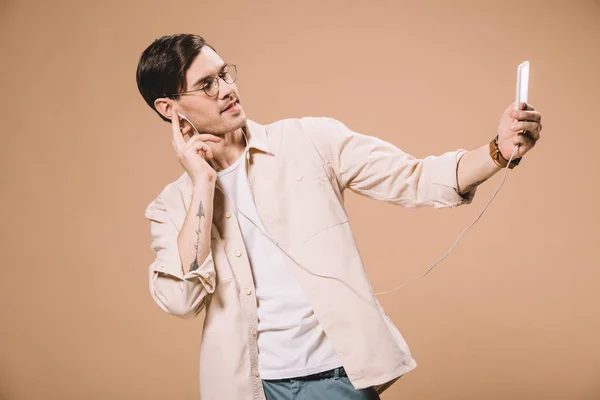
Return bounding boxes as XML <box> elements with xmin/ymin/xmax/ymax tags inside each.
<box><xmin>154</xmin><ymin>97</ymin><xmax>175</xmax><ymax>121</ymax></box>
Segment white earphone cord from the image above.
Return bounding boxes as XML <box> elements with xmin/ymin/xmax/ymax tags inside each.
<box><xmin>194</xmin><ymin>119</ymin><xmax>518</xmax><ymax>300</ymax></box>
<box><xmin>373</xmin><ymin>144</ymin><xmax>520</xmax><ymax>296</ymax></box>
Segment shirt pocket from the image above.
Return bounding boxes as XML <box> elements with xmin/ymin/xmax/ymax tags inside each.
<box><xmin>287</xmin><ymin>162</ymin><xmax>349</xmax><ymax>243</ymax></box>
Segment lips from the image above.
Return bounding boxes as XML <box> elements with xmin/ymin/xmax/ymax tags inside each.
<box><xmin>221</xmin><ymin>100</ymin><xmax>238</xmax><ymax>113</ymax></box>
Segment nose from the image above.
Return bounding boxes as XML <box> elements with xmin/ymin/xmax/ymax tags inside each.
<box><xmin>218</xmin><ymin>77</ymin><xmax>235</xmax><ymax>99</ymax></box>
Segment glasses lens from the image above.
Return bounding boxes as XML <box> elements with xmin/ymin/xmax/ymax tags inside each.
<box><xmin>204</xmin><ymin>78</ymin><xmax>219</xmax><ymax>97</ymax></box>
<box><xmin>202</xmin><ymin>65</ymin><xmax>237</xmax><ymax>97</ymax></box>
<box><xmin>222</xmin><ymin>65</ymin><xmax>237</xmax><ymax>84</ymax></box>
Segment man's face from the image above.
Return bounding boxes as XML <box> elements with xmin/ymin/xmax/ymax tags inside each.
<box><xmin>175</xmin><ymin>47</ymin><xmax>246</xmax><ymax>138</ymax></box>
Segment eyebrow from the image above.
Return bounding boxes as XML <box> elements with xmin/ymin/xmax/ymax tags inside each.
<box><xmin>190</xmin><ymin>63</ymin><xmax>227</xmax><ymax>89</ymax></box>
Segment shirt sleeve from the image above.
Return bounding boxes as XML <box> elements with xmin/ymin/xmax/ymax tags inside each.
<box><xmin>144</xmin><ymin>193</ymin><xmax>216</xmax><ymax>319</ymax></box>
<box><xmin>303</xmin><ymin>117</ymin><xmax>477</xmax><ymax>209</ymax></box>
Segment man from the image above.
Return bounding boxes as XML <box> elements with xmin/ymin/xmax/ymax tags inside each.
<box><xmin>136</xmin><ymin>34</ymin><xmax>541</xmax><ymax>400</ymax></box>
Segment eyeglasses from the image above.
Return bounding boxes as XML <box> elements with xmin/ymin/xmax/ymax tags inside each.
<box><xmin>170</xmin><ymin>64</ymin><xmax>237</xmax><ymax>98</ymax></box>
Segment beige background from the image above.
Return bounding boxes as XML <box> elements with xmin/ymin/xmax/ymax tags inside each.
<box><xmin>1</xmin><ymin>0</ymin><xmax>599</xmax><ymax>399</ymax></box>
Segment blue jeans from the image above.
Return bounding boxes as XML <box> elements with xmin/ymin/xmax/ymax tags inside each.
<box><xmin>262</xmin><ymin>367</ymin><xmax>380</xmax><ymax>400</ymax></box>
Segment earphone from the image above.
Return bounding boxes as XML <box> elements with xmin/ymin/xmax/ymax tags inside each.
<box><xmin>177</xmin><ymin>112</ymin><xmax>201</xmax><ymax>136</ymax></box>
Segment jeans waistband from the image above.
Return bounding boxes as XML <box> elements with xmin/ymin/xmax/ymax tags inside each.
<box><xmin>264</xmin><ymin>367</ymin><xmax>347</xmax><ymax>382</ymax></box>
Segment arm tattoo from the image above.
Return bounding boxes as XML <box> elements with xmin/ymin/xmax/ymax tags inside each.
<box><xmin>189</xmin><ymin>201</ymin><xmax>206</xmax><ymax>272</ymax></box>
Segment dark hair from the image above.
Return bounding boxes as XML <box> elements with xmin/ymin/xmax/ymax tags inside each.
<box><xmin>136</xmin><ymin>34</ymin><xmax>216</xmax><ymax>122</ymax></box>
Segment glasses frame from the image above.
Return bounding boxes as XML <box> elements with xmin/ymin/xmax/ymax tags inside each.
<box><xmin>169</xmin><ymin>64</ymin><xmax>238</xmax><ymax>98</ymax></box>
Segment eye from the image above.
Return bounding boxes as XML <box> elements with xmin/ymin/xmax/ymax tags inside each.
<box><xmin>200</xmin><ymin>79</ymin><xmax>213</xmax><ymax>90</ymax></box>
<box><xmin>220</xmin><ymin>66</ymin><xmax>231</xmax><ymax>78</ymax></box>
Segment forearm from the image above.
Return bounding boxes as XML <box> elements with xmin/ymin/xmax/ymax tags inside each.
<box><xmin>177</xmin><ymin>179</ymin><xmax>215</xmax><ymax>274</ymax></box>
<box><xmin>456</xmin><ymin>144</ymin><xmax>502</xmax><ymax>194</ymax></box>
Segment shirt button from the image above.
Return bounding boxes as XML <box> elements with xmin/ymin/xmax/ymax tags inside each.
<box><xmin>251</xmin><ymin>328</ymin><xmax>258</xmax><ymax>336</ymax></box>
<box><xmin>235</xmin><ymin>250</ymin><xmax>242</xmax><ymax>257</ymax></box>
<box><xmin>244</xmin><ymin>288</ymin><xmax>252</xmax><ymax>296</ymax></box>
<box><xmin>296</xmin><ymin>175</ymin><xmax>303</xmax><ymax>182</ymax></box>
<box><xmin>253</xmin><ymin>369</ymin><xmax>260</xmax><ymax>378</ymax></box>
<box><xmin>225</xmin><ymin>212</ymin><xmax>232</xmax><ymax>219</ymax></box>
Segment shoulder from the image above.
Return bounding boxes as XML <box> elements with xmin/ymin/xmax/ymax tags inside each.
<box><xmin>256</xmin><ymin>116</ymin><xmax>353</xmax><ymax>154</ymax></box>
<box><xmin>144</xmin><ymin>172</ymin><xmax>190</xmax><ymax>221</ymax></box>
<box><xmin>270</xmin><ymin>116</ymin><xmax>343</xmax><ymax>129</ymax></box>
<box><xmin>250</xmin><ymin>116</ymin><xmax>346</xmax><ymax>139</ymax></box>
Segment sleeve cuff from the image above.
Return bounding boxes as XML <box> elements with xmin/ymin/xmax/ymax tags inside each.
<box><xmin>150</xmin><ymin>246</ymin><xmax>217</xmax><ymax>294</ymax></box>
<box><xmin>429</xmin><ymin>149</ymin><xmax>477</xmax><ymax>208</ymax></box>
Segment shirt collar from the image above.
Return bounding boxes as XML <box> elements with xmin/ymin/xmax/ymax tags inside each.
<box><xmin>244</xmin><ymin>119</ymin><xmax>274</xmax><ymax>155</ymax></box>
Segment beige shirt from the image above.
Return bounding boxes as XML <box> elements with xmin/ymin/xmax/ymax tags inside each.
<box><xmin>215</xmin><ymin>151</ymin><xmax>343</xmax><ymax>379</ymax></box>
<box><xmin>145</xmin><ymin>117</ymin><xmax>476</xmax><ymax>400</ymax></box>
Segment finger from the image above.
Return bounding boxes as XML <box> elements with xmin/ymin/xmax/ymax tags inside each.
<box><xmin>513</xmin><ymin>136</ymin><xmax>531</xmax><ymax>148</ymax></box>
<box><xmin>519</xmin><ymin>127</ymin><xmax>540</xmax><ymax>141</ymax></box>
<box><xmin>514</xmin><ymin>131</ymin><xmax>537</xmax><ymax>148</ymax></box>
<box><xmin>186</xmin><ymin>140</ymin><xmax>214</xmax><ymax>159</ymax></box>
<box><xmin>198</xmin><ymin>134</ymin><xmax>222</xmax><ymax>143</ymax></box>
<box><xmin>512</xmin><ymin>109</ymin><xmax>541</xmax><ymax>123</ymax></box>
<box><xmin>511</xmin><ymin>120</ymin><xmax>540</xmax><ymax>134</ymax></box>
<box><xmin>180</xmin><ymin>124</ymin><xmax>193</xmax><ymax>138</ymax></box>
<box><xmin>171</xmin><ymin>111</ymin><xmax>185</xmax><ymax>151</ymax></box>
<box><xmin>519</xmin><ymin>102</ymin><xmax>535</xmax><ymax>111</ymax></box>
<box><xmin>513</xmin><ymin>128</ymin><xmax>540</xmax><ymax>147</ymax></box>
<box><xmin>200</xmin><ymin>142</ymin><xmax>214</xmax><ymax>159</ymax></box>
<box><xmin>186</xmin><ymin>133</ymin><xmax>222</xmax><ymax>144</ymax></box>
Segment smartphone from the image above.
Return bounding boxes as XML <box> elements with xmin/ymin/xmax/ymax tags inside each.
<box><xmin>515</xmin><ymin>61</ymin><xmax>530</xmax><ymax>110</ymax></box>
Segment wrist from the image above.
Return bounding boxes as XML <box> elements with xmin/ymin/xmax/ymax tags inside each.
<box><xmin>489</xmin><ymin>135</ymin><xmax>521</xmax><ymax>169</ymax></box>
<box><xmin>192</xmin><ymin>175</ymin><xmax>217</xmax><ymax>190</ymax></box>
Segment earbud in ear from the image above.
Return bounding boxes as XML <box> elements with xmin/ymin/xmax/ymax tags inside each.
<box><xmin>176</xmin><ymin>112</ymin><xmax>189</xmax><ymax>122</ymax></box>
<box><xmin>175</xmin><ymin>112</ymin><xmax>188</xmax><ymax>130</ymax></box>
<box><xmin>175</xmin><ymin>112</ymin><xmax>201</xmax><ymax>136</ymax></box>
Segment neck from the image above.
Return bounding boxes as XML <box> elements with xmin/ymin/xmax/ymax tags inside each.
<box><xmin>208</xmin><ymin>127</ymin><xmax>247</xmax><ymax>172</ymax></box>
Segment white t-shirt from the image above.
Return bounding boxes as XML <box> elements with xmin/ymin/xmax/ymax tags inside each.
<box><xmin>216</xmin><ymin>150</ymin><xmax>342</xmax><ymax>380</ymax></box>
